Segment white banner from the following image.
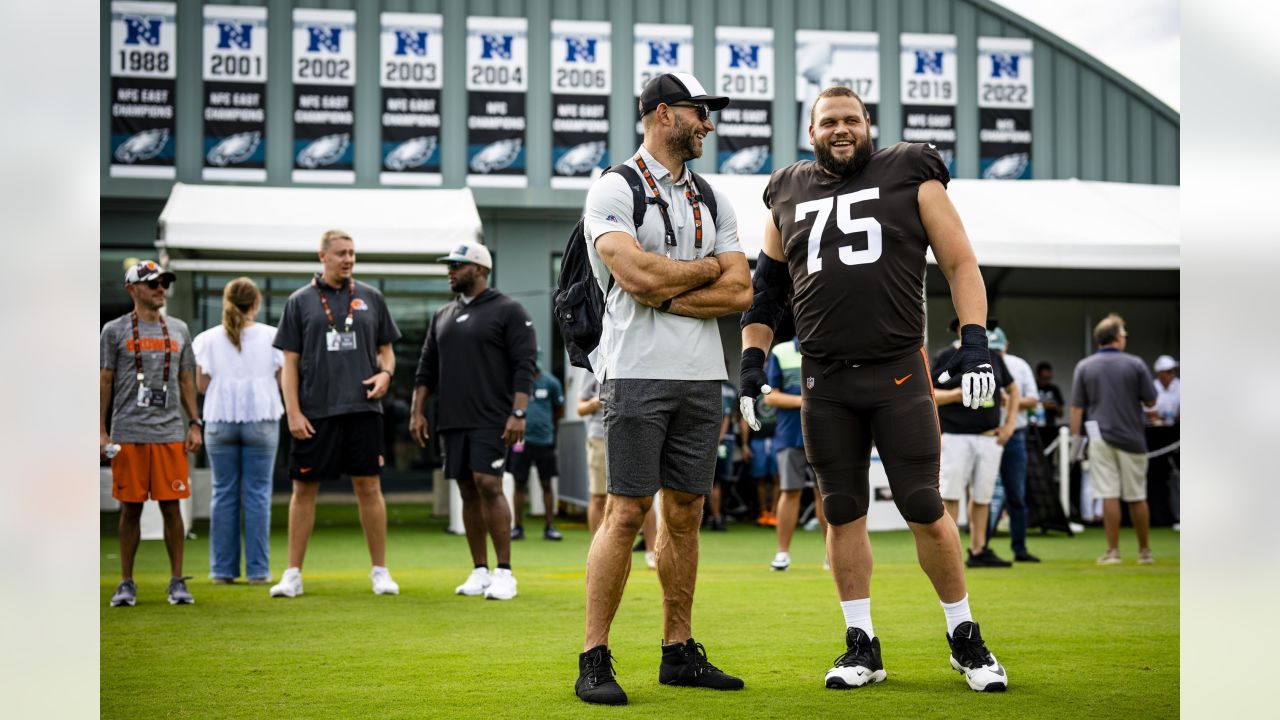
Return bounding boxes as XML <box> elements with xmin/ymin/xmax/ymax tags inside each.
<box><xmin>978</xmin><ymin>37</ymin><xmax>1034</xmax><ymax>179</ymax></box>
<box><xmin>900</xmin><ymin>33</ymin><xmax>957</xmax><ymax>174</ymax></box>
<box><xmin>109</xmin><ymin>1</ymin><xmax>177</xmax><ymax>179</ymax></box>
<box><xmin>381</xmin><ymin>13</ymin><xmax>443</xmax><ymax>90</ymax></box>
<box><xmin>292</xmin><ymin>9</ymin><xmax>356</xmax><ymax>183</ymax></box>
<box><xmin>633</xmin><ymin>23</ymin><xmax>693</xmax><ymax>146</ymax></box>
<box><xmin>111</xmin><ymin>1</ymin><xmax>177</xmax><ymax>80</ymax></box>
<box><xmin>203</xmin><ymin>5</ymin><xmax>266</xmax><ymax>83</ymax></box>
<box><xmin>715</xmin><ymin>26</ymin><xmax>774</xmax><ymax>101</ymax></box>
<box><xmin>292</xmin><ymin>9</ymin><xmax>356</xmax><ymax>87</ymax></box>
<box><xmin>551</xmin><ymin>20</ymin><xmax>611</xmax><ymax>96</ymax></box>
<box><xmin>978</xmin><ymin>37</ymin><xmax>1033</xmax><ymax>109</ymax></box>
<box><xmin>796</xmin><ymin>30</ymin><xmax>879</xmax><ymax>156</ymax></box>
<box><xmin>202</xmin><ymin>6</ymin><xmax>267</xmax><ymax>182</ymax></box>
<box><xmin>466</xmin><ymin>16</ymin><xmax>528</xmax><ymax>92</ymax></box>
<box><xmin>380</xmin><ymin>13</ymin><xmax>444</xmax><ymax>186</ymax></box>
<box><xmin>551</xmin><ymin>20</ymin><xmax>612</xmax><ymax>189</ymax></box>
<box><xmin>466</xmin><ymin>17</ymin><xmax>529</xmax><ymax>187</ymax></box>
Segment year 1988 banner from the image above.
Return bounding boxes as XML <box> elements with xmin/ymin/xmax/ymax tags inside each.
<box><xmin>109</xmin><ymin>1</ymin><xmax>177</xmax><ymax>179</ymax></box>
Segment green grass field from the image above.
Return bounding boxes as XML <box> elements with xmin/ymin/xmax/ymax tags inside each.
<box><xmin>101</xmin><ymin>504</ymin><xmax>1178</xmax><ymax>718</ymax></box>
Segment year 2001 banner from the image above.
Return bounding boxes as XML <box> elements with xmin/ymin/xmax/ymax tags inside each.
<box><xmin>202</xmin><ymin>5</ymin><xmax>267</xmax><ymax>181</ymax></box>
<box><xmin>109</xmin><ymin>1</ymin><xmax>177</xmax><ymax>179</ymax></box>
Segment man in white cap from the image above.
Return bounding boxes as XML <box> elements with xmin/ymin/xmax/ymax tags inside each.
<box><xmin>410</xmin><ymin>242</ymin><xmax>537</xmax><ymax>601</ymax></box>
<box><xmin>1148</xmin><ymin>355</ymin><xmax>1180</xmax><ymax>425</ymax></box>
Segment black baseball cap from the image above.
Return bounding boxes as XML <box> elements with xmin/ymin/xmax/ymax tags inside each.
<box><xmin>638</xmin><ymin>72</ymin><xmax>731</xmax><ymax>116</ymax></box>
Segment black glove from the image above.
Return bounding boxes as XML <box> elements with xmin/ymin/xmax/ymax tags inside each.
<box><xmin>739</xmin><ymin>347</ymin><xmax>772</xmax><ymax>431</ymax></box>
<box><xmin>936</xmin><ymin>324</ymin><xmax>995</xmax><ymax>410</ymax></box>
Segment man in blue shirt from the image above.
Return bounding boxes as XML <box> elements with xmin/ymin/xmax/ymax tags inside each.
<box><xmin>765</xmin><ymin>338</ymin><xmax>826</xmax><ymax>570</ymax></box>
<box><xmin>510</xmin><ymin>364</ymin><xmax>565</xmax><ymax>541</ymax></box>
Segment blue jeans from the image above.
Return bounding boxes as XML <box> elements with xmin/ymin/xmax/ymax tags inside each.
<box><xmin>990</xmin><ymin>429</ymin><xmax>1029</xmax><ymax>555</ymax></box>
<box><xmin>206</xmin><ymin>420</ymin><xmax>279</xmax><ymax>579</ymax></box>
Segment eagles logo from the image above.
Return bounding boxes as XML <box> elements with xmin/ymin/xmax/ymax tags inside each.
<box><xmin>384</xmin><ymin>136</ymin><xmax>438</xmax><ymax>171</ymax></box>
<box><xmin>470</xmin><ymin>138</ymin><xmax>523</xmax><ymax>173</ymax></box>
<box><xmin>206</xmin><ymin>131</ymin><xmax>262</xmax><ymax>167</ymax></box>
<box><xmin>554</xmin><ymin>141</ymin><xmax>607</xmax><ymax>177</ymax></box>
<box><xmin>296</xmin><ymin>133</ymin><xmax>351</xmax><ymax>169</ymax></box>
<box><xmin>982</xmin><ymin>152</ymin><xmax>1030</xmax><ymax>180</ymax></box>
<box><xmin>114</xmin><ymin>128</ymin><xmax>170</xmax><ymax>164</ymax></box>
<box><xmin>719</xmin><ymin>145</ymin><xmax>770</xmax><ymax>175</ymax></box>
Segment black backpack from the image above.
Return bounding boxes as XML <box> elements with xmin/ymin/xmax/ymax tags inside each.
<box><xmin>554</xmin><ymin>163</ymin><xmax>719</xmax><ymax>372</ymax></box>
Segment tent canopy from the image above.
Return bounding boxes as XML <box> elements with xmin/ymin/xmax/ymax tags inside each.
<box><xmin>703</xmin><ymin>175</ymin><xmax>1179</xmax><ymax>270</ymax></box>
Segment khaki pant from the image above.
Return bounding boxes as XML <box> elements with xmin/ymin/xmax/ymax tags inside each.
<box><xmin>1089</xmin><ymin>438</ymin><xmax>1148</xmax><ymax>501</ymax></box>
<box><xmin>586</xmin><ymin>436</ymin><xmax>607</xmax><ymax>495</ymax></box>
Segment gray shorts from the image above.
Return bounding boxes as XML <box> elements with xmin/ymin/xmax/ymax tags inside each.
<box><xmin>601</xmin><ymin>378</ymin><xmax>721</xmax><ymax>497</ymax></box>
<box><xmin>777</xmin><ymin>447</ymin><xmax>812</xmax><ymax>491</ymax></box>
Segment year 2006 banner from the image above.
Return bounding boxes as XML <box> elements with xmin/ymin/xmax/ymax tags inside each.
<box><xmin>900</xmin><ymin>33</ymin><xmax>957</xmax><ymax>175</ymax></box>
<box><xmin>292</xmin><ymin>8</ymin><xmax>356</xmax><ymax>183</ymax></box>
<box><xmin>551</xmin><ymin>20</ymin><xmax>611</xmax><ymax>189</ymax></box>
<box><xmin>380</xmin><ymin>13</ymin><xmax>443</xmax><ymax>185</ymax></box>
<box><xmin>715</xmin><ymin>27</ymin><xmax>773</xmax><ymax>175</ymax></box>
<box><xmin>109</xmin><ymin>1</ymin><xmax>177</xmax><ymax>178</ymax></box>
<box><xmin>978</xmin><ymin>37</ymin><xmax>1033</xmax><ymax>179</ymax></box>
<box><xmin>466</xmin><ymin>17</ymin><xmax>528</xmax><ymax>188</ymax></box>
<box><xmin>203</xmin><ymin>5</ymin><xmax>267</xmax><ymax>181</ymax></box>
<box><xmin>795</xmin><ymin>31</ymin><xmax>879</xmax><ymax>161</ymax></box>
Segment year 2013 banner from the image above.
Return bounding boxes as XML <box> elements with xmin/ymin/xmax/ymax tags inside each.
<box><xmin>466</xmin><ymin>17</ymin><xmax>528</xmax><ymax>188</ymax></box>
<box><xmin>978</xmin><ymin>37</ymin><xmax>1033</xmax><ymax>179</ymax></box>
<box><xmin>380</xmin><ymin>13</ymin><xmax>443</xmax><ymax>185</ymax></box>
<box><xmin>109</xmin><ymin>1</ymin><xmax>177</xmax><ymax>178</ymax></box>
<box><xmin>795</xmin><ymin>30</ymin><xmax>879</xmax><ymax>161</ymax></box>
<box><xmin>550</xmin><ymin>20</ymin><xmax>611</xmax><ymax>189</ymax></box>
<box><xmin>715</xmin><ymin>27</ymin><xmax>773</xmax><ymax>174</ymax></box>
<box><xmin>202</xmin><ymin>5</ymin><xmax>267</xmax><ymax>182</ymax></box>
<box><xmin>292</xmin><ymin>9</ymin><xmax>356</xmax><ymax>184</ymax></box>
<box><xmin>633</xmin><ymin>24</ymin><xmax>693</xmax><ymax>149</ymax></box>
<box><xmin>900</xmin><ymin>33</ymin><xmax>957</xmax><ymax>175</ymax></box>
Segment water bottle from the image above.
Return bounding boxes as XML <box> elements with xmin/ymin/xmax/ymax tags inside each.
<box><xmin>1034</xmin><ymin>402</ymin><xmax>1046</xmax><ymax>427</ymax></box>
<box><xmin>104</xmin><ymin>443</ymin><xmax>121</xmax><ymax>459</ymax></box>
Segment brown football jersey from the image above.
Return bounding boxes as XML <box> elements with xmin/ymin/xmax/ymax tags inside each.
<box><xmin>763</xmin><ymin>142</ymin><xmax>949</xmax><ymax>364</ymax></box>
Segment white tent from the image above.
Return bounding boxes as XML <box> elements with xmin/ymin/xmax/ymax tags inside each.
<box><xmin>702</xmin><ymin>174</ymin><xmax>1180</xmax><ymax>270</ymax></box>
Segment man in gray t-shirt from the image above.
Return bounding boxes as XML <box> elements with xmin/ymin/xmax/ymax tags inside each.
<box><xmin>1070</xmin><ymin>314</ymin><xmax>1159</xmax><ymax>565</ymax></box>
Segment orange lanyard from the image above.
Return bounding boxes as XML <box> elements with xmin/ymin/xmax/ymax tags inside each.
<box><xmin>633</xmin><ymin>155</ymin><xmax>704</xmax><ymax>252</ymax></box>
<box><xmin>130</xmin><ymin>311</ymin><xmax>171</xmax><ymax>386</ymax></box>
<box><xmin>312</xmin><ymin>276</ymin><xmax>355</xmax><ymax>332</ymax></box>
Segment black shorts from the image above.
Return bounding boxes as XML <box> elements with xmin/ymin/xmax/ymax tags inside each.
<box><xmin>289</xmin><ymin>412</ymin><xmax>384</xmax><ymax>482</ymax></box>
<box><xmin>508</xmin><ymin>442</ymin><xmax>559</xmax><ymax>486</ymax></box>
<box><xmin>801</xmin><ymin>348</ymin><xmax>944</xmax><ymax>524</ymax></box>
<box><xmin>441</xmin><ymin>428</ymin><xmax>508</xmax><ymax>481</ymax></box>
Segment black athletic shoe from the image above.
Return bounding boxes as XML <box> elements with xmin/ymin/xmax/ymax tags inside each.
<box><xmin>709</xmin><ymin>516</ymin><xmax>727</xmax><ymax>532</ymax></box>
<box><xmin>825</xmin><ymin>627</ymin><xmax>887</xmax><ymax>689</ymax></box>
<box><xmin>947</xmin><ymin>621</ymin><xmax>1008</xmax><ymax>692</ymax></box>
<box><xmin>576</xmin><ymin>645</ymin><xmax>627</xmax><ymax>705</ymax></box>
<box><xmin>510</xmin><ymin>525</ymin><xmax>525</xmax><ymax>541</ymax></box>
<box><xmin>658</xmin><ymin>639</ymin><xmax>744</xmax><ymax>690</ymax></box>
<box><xmin>966</xmin><ymin>548</ymin><xmax>1013</xmax><ymax>568</ymax></box>
<box><xmin>1014</xmin><ymin>552</ymin><xmax>1041</xmax><ymax>563</ymax></box>
<box><xmin>544</xmin><ymin>526</ymin><xmax>563</xmax><ymax>541</ymax></box>
<box><xmin>633</xmin><ymin>536</ymin><xmax>646</xmax><ymax>553</ymax></box>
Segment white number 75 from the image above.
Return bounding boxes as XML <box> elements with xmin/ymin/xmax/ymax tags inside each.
<box><xmin>795</xmin><ymin>188</ymin><xmax>882</xmax><ymax>274</ymax></box>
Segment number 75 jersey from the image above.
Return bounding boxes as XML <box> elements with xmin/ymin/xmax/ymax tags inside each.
<box><xmin>762</xmin><ymin>142</ymin><xmax>950</xmax><ymax>364</ymax></box>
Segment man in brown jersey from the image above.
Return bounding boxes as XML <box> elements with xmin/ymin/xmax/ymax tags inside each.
<box><xmin>739</xmin><ymin>86</ymin><xmax>1008</xmax><ymax>693</ymax></box>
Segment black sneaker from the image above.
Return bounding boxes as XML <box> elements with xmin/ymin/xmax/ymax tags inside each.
<box><xmin>947</xmin><ymin>621</ymin><xmax>1008</xmax><ymax>692</ymax></box>
<box><xmin>825</xmin><ymin>627</ymin><xmax>887</xmax><ymax>689</ymax></box>
<box><xmin>633</xmin><ymin>535</ymin><xmax>646</xmax><ymax>552</ymax></box>
<box><xmin>544</xmin><ymin>526</ymin><xmax>563</xmax><ymax>541</ymax></box>
<box><xmin>1014</xmin><ymin>552</ymin><xmax>1041</xmax><ymax>563</ymax></box>
<box><xmin>658</xmin><ymin>639</ymin><xmax>744</xmax><ymax>690</ymax></box>
<box><xmin>966</xmin><ymin>548</ymin><xmax>1013</xmax><ymax>568</ymax></box>
<box><xmin>576</xmin><ymin>645</ymin><xmax>627</xmax><ymax>705</ymax></box>
<box><xmin>709</xmin><ymin>516</ymin><xmax>727</xmax><ymax>532</ymax></box>
<box><xmin>510</xmin><ymin>525</ymin><xmax>525</xmax><ymax>541</ymax></box>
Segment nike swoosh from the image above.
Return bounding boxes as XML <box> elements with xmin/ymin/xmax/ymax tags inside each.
<box><xmin>299</xmin><ymin>466</ymin><xmax>312</xmax><ymax>474</ymax></box>
<box><xmin>894</xmin><ymin>374</ymin><xmax>912</xmax><ymax>385</ymax></box>
<box><xmin>525</xmin><ymin>320</ymin><xmax>533</xmax><ymax>326</ymax></box>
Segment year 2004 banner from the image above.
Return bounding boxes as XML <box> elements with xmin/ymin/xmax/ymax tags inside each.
<box><xmin>466</xmin><ymin>16</ymin><xmax>528</xmax><ymax>188</ymax></box>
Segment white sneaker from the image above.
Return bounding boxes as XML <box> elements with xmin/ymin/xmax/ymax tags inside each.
<box><xmin>484</xmin><ymin>568</ymin><xmax>518</xmax><ymax>600</ymax></box>
<box><xmin>269</xmin><ymin>568</ymin><xmax>303</xmax><ymax>598</ymax></box>
<box><xmin>771</xmin><ymin>552</ymin><xmax>791</xmax><ymax>571</ymax></box>
<box><xmin>455</xmin><ymin>567</ymin><xmax>491</xmax><ymax>596</ymax></box>
<box><xmin>644</xmin><ymin>551</ymin><xmax>657</xmax><ymax>569</ymax></box>
<box><xmin>823</xmin><ymin>557</ymin><xmax>831</xmax><ymax>571</ymax></box>
<box><xmin>371</xmin><ymin>566</ymin><xmax>400</xmax><ymax>595</ymax></box>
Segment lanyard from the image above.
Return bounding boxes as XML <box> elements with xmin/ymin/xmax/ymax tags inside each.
<box><xmin>130</xmin><ymin>311</ymin><xmax>172</xmax><ymax>386</ymax></box>
<box><xmin>312</xmin><ymin>275</ymin><xmax>355</xmax><ymax>332</ymax></box>
<box><xmin>633</xmin><ymin>155</ymin><xmax>704</xmax><ymax>252</ymax></box>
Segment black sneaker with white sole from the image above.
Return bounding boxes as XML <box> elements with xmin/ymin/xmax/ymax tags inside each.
<box><xmin>825</xmin><ymin>627</ymin><xmax>887</xmax><ymax>689</ymax></box>
<box><xmin>658</xmin><ymin>639</ymin><xmax>744</xmax><ymax>690</ymax></box>
<box><xmin>947</xmin><ymin>621</ymin><xmax>1008</xmax><ymax>692</ymax></box>
<box><xmin>966</xmin><ymin>548</ymin><xmax>1013</xmax><ymax>568</ymax></box>
<box><xmin>576</xmin><ymin>645</ymin><xmax>627</xmax><ymax>705</ymax></box>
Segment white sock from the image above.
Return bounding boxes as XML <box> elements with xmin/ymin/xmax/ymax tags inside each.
<box><xmin>941</xmin><ymin>595</ymin><xmax>973</xmax><ymax>636</ymax></box>
<box><xmin>372</xmin><ymin>565</ymin><xmax>387</xmax><ymax>573</ymax></box>
<box><xmin>840</xmin><ymin>598</ymin><xmax>874</xmax><ymax>639</ymax></box>
<box><xmin>284</xmin><ymin>567</ymin><xmax>300</xmax><ymax>577</ymax></box>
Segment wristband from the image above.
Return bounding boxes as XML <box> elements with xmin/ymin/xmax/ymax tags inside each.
<box><xmin>379</xmin><ymin>369</ymin><xmax>393</xmax><ymax>379</ymax></box>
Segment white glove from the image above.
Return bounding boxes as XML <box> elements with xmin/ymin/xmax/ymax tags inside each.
<box><xmin>739</xmin><ymin>384</ymin><xmax>772</xmax><ymax>431</ymax></box>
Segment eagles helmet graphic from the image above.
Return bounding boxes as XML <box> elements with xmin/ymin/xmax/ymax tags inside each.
<box><xmin>470</xmin><ymin>138</ymin><xmax>523</xmax><ymax>174</ymax></box>
<box><xmin>296</xmin><ymin>133</ymin><xmax>351</xmax><ymax>169</ymax></box>
<box><xmin>384</xmin><ymin>136</ymin><xmax>438</xmax><ymax>171</ymax></box>
<box><xmin>114</xmin><ymin>128</ymin><xmax>170</xmax><ymax>164</ymax></box>
<box><xmin>554</xmin><ymin>141</ymin><xmax>607</xmax><ymax>177</ymax></box>
<box><xmin>719</xmin><ymin>145</ymin><xmax>770</xmax><ymax>174</ymax></box>
<box><xmin>206</xmin><ymin>131</ymin><xmax>262</xmax><ymax>167</ymax></box>
<box><xmin>982</xmin><ymin>152</ymin><xmax>1030</xmax><ymax>180</ymax></box>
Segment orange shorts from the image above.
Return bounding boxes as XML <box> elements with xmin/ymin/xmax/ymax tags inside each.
<box><xmin>111</xmin><ymin>442</ymin><xmax>191</xmax><ymax>503</ymax></box>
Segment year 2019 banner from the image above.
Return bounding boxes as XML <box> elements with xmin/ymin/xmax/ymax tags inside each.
<box><xmin>900</xmin><ymin>33</ymin><xmax>957</xmax><ymax>175</ymax></box>
<box><xmin>466</xmin><ymin>17</ymin><xmax>528</xmax><ymax>188</ymax></box>
<box><xmin>978</xmin><ymin>37</ymin><xmax>1033</xmax><ymax>179</ymax></box>
<box><xmin>633</xmin><ymin>23</ymin><xmax>693</xmax><ymax>149</ymax></box>
<box><xmin>202</xmin><ymin>5</ymin><xmax>267</xmax><ymax>182</ymax></box>
<box><xmin>550</xmin><ymin>20</ymin><xmax>611</xmax><ymax>189</ymax></box>
<box><xmin>715</xmin><ymin>27</ymin><xmax>773</xmax><ymax>175</ymax></box>
<box><xmin>380</xmin><ymin>13</ymin><xmax>443</xmax><ymax>185</ymax></box>
<box><xmin>292</xmin><ymin>9</ymin><xmax>356</xmax><ymax>184</ymax></box>
<box><xmin>109</xmin><ymin>1</ymin><xmax>177</xmax><ymax>179</ymax></box>
<box><xmin>795</xmin><ymin>31</ymin><xmax>879</xmax><ymax>161</ymax></box>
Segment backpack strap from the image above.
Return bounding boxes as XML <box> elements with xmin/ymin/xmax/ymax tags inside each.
<box><xmin>688</xmin><ymin>170</ymin><xmax>719</xmax><ymax>226</ymax></box>
<box><xmin>606</xmin><ymin>164</ymin><xmax>648</xmax><ymax>231</ymax></box>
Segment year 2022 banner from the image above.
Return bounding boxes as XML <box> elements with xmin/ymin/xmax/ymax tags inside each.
<box><xmin>202</xmin><ymin>5</ymin><xmax>267</xmax><ymax>181</ymax></box>
<box><xmin>466</xmin><ymin>17</ymin><xmax>528</xmax><ymax>188</ymax></box>
<box><xmin>380</xmin><ymin>13</ymin><xmax>443</xmax><ymax>185</ymax></box>
<box><xmin>633</xmin><ymin>24</ymin><xmax>693</xmax><ymax>149</ymax></box>
<box><xmin>109</xmin><ymin>1</ymin><xmax>177</xmax><ymax>178</ymax></box>
<box><xmin>978</xmin><ymin>37</ymin><xmax>1033</xmax><ymax>179</ymax></box>
<box><xmin>550</xmin><ymin>20</ymin><xmax>611</xmax><ymax>189</ymax></box>
<box><xmin>715</xmin><ymin>27</ymin><xmax>773</xmax><ymax>174</ymax></box>
<box><xmin>292</xmin><ymin>9</ymin><xmax>356</xmax><ymax>183</ymax></box>
<box><xmin>795</xmin><ymin>30</ymin><xmax>878</xmax><ymax>161</ymax></box>
<box><xmin>900</xmin><ymin>33</ymin><xmax>957</xmax><ymax>175</ymax></box>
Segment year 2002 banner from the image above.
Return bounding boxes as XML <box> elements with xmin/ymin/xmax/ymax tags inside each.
<box><xmin>203</xmin><ymin>5</ymin><xmax>267</xmax><ymax>182</ymax></box>
<box><xmin>292</xmin><ymin>8</ymin><xmax>356</xmax><ymax>184</ymax></box>
<box><xmin>551</xmin><ymin>20</ymin><xmax>611</xmax><ymax>189</ymax></box>
<box><xmin>978</xmin><ymin>37</ymin><xmax>1033</xmax><ymax>179</ymax></box>
<box><xmin>380</xmin><ymin>13</ymin><xmax>443</xmax><ymax>185</ymax></box>
<box><xmin>795</xmin><ymin>31</ymin><xmax>879</xmax><ymax>161</ymax></box>
<box><xmin>466</xmin><ymin>17</ymin><xmax>528</xmax><ymax>188</ymax></box>
<box><xmin>900</xmin><ymin>33</ymin><xmax>957</xmax><ymax>176</ymax></box>
<box><xmin>109</xmin><ymin>1</ymin><xmax>177</xmax><ymax>179</ymax></box>
<box><xmin>715</xmin><ymin>27</ymin><xmax>773</xmax><ymax>174</ymax></box>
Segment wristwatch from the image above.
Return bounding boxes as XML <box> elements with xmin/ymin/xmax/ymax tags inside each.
<box><xmin>511</xmin><ymin>408</ymin><xmax>527</xmax><ymax>420</ymax></box>
<box><xmin>189</xmin><ymin>419</ymin><xmax>204</xmax><ymax>429</ymax></box>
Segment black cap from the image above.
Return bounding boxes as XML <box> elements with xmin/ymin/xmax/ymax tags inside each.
<box><xmin>638</xmin><ymin>72</ymin><xmax>731</xmax><ymax>116</ymax></box>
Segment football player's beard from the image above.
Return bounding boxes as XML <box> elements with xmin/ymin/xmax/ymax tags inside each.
<box><xmin>450</xmin><ymin>275</ymin><xmax>475</xmax><ymax>295</ymax></box>
<box><xmin>815</xmin><ymin>135</ymin><xmax>872</xmax><ymax>177</ymax></box>
<box><xmin>666</xmin><ymin>114</ymin><xmax>703</xmax><ymax>163</ymax></box>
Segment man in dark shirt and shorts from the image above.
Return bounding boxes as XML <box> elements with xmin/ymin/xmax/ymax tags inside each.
<box><xmin>740</xmin><ymin>86</ymin><xmax>1009</xmax><ymax>692</ymax></box>
<box><xmin>271</xmin><ymin>230</ymin><xmax>402</xmax><ymax>598</ymax></box>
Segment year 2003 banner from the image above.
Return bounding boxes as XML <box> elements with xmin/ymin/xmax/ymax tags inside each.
<box><xmin>380</xmin><ymin>13</ymin><xmax>443</xmax><ymax>185</ymax></box>
<box><xmin>109</xmin><ymin>1</ymin><xmax>177</xmax><ymax>178</ymax></box>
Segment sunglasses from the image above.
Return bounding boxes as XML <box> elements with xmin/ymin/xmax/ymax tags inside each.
<box><xmin>142</xmin><ymin>278</ymin><xmax>173</xmax><ymax>290</ymax></box>
<box><xmin>670</xmin><ymin>102</ymin><xmax>712</xmax><ymax>122</ymax></box>
<box><xmin>446</xmin><ymin>261</ymin><xmax>470</xmax><ymax>271</ymax></box>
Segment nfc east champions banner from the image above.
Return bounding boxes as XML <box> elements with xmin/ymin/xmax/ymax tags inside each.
<box><xmin>292</xmin><ymin>9</ymin><xmax>356</xmax><ymax>184</ymax></box>
<box><xmin>795</xmin><ymin>31</ymin><xmax>879</xmax><ymax>161</ymax></box>
<box><xmin>550</xmin><ymin>20</ymin><xmax>611</xmax><ymax>189</ymax></box>
<box><xmin>978</xmin><ymin>37</ymin><xmax>1034</xmax><ymax>179</ymax></box>
<box><xmin>633</xmin><ymin>23</ymin><xmax>693</xmax><ymax>148</ymax></box>
<box><xmin>466</xmin><ymin>17</ymin><xmax>528</xmax><ymax>188</ymax></box>
<box><xmin>109</xmin><ymin>1</ymin><xmax>177</xmax><ymax>179</ymax></box>
<box><xmin>380</xmin><ymin>13</ymin><xmax>443</xmax><ymax>186</ymax></box>
<box><xmin>202</xmin><ymin>5</ymin><xmax>267</xmax><ymax>182</ymax></box>
<box><xmin>715</xmin><ymin>27</ymin><xmax>773</xmax><ymax>175</ymax></box>
<box><xmin>900</xmin><ymin>33</ymin><xmax>957</xmax><ymax>175</ymax></box>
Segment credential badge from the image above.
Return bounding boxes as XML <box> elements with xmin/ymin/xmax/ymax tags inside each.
<box><xmin>806</xmin><ymin>377</ymin><xmax>815</xmax><ymax>390</ymax></box>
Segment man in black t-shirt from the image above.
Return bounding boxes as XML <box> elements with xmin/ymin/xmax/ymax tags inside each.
<box><xmin>739</xmin><ymin>87</ymin><xmax>1008</xmax><ymax>693</ymax></box>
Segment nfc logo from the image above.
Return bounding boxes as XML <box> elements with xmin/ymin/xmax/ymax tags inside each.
<box><xmin>216</xmin><ymin>22</ymin><xmax>253</xmax><ymax>50</ymax></box>
<box><xmin>913</xmin><ymin>50</ymin><xmax>944</xmax><ymax>75</ymax></box>
<box><xmin>989</xmin><ymin>53</ymin><xmax>1021</xmax><ymax>78</ymax></box>
<box><xmin>123</xmin><ymin>16</ymin><xmax>162</xmax><ymax>46</ymax></box>
<box><xmin>647</xmin><ymin>41</ymin><xmax>679</xmax><ymax>67</ymax></box>
<box><xmin>307</xmin><ymin>26</ymin><xmax>342</xmax><ymax>53</ymax></box>
<box><xmin>481</xmin><ymin>34</ymin><xmax>513</xmax><ymax>60</ymax></box>
<box><xmin>395</xmin><ymin>30</ymin><xmax>429</xmax><ymax>56</ymax></box>
<box><xmin>565</xmin><ymin>37</ymin><xmax>596</xmax><ymax>63</ymax></box>
<box><xmin>728</xmin><ymin>44</ymin><xmax>759</xmax><ymax>69</ymax></box>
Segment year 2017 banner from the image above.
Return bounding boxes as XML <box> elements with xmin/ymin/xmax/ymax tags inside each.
<box><xmin>292</xmin><ymin>8</ymin><xmax>356</xmax><ymax>184</ymax></box>
<box><xmin>715</xmin><ymin>27</ymin><xmax>773</xmax><ymax>174</ymax></box>
<box><xmin>978</xmin><ymin>37</ymin><xmax>1033</xmax><ymax>179</ymax></box>
<box><xmin>380</xmin><ymin>13</ymin><xmax>443</xmax><ymax>185</ymax></box>
<box><xmin>109</xmin><ymin>1</ymin><xmax>177</xmax><ymax>179</ymax></box>
<box><xmin>633</xmin><ymin>23</ymin><xmax>693</xmax><ymax>149</ymax></box>
<box><xmin>466</xmin><ymin>17</ymin><xmax>528</xmax><ymax>188</ymax></box>
<box><xmin>900</xmin><ymin>33</ymin><xmax>957</xmax><ymax>175</ymax></box>
<box><xmin>202</xmin><ymin>5</ymin><xmax>267</xmax><ymax>182</ymax></box>
<box><xmin>795</xmin><ymin>30</ymin><xmax>879</xmax><ymax>161</ymax></box>
<box><xmin>550</xmin><ymin>20</ymin><xmax>611</xmax><ymax>189</ymax></box>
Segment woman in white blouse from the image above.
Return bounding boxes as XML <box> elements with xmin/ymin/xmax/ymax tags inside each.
<box><xmin>193</xmin><ymin>278</ymin><xmax>284</xmax><ymax>584</ymax></box>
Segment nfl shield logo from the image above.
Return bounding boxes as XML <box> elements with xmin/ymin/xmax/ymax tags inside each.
<box><xmin>806</xmin><ymin>377</ymin><xmax>815</xmax><ymax>389</ymax></box>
